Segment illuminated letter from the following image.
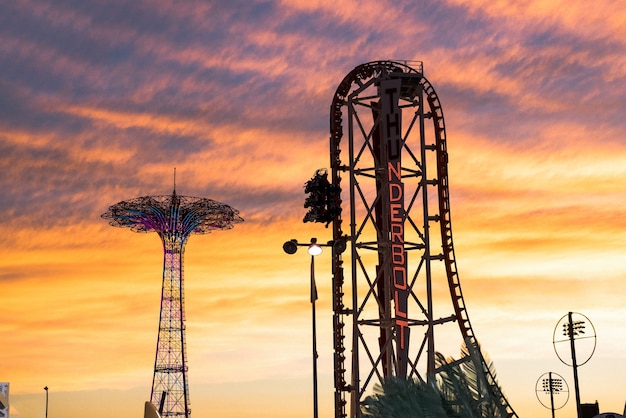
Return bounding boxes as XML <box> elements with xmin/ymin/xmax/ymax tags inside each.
<box><xmin>396</xmin><ymin>319</ymin><xmax>409</xmax><ymax>349</ymax></box>
<box><xmin>391</xmin><ymin>224</ymin><xmax>404</xmax><ymax>244</ymax></box>
<box><xmin>390</xmin><ymin>203</ymin><xmax>403</xmax><ymax>222</ymax></box>
<box><xmin>389</xmin><ymin>183</ymin><xmax>403</xmax><ymax>202</ymax></box>
<box><xmin>391</xmin><ymin>244</ymin><xmax>405</xmax><ymax>265</ymax></box>
<box><xmin>388</xmin><ymin>161</ymin><xmax>401</xmax><ymax>182</ymax></box>
<box><xmin>393</xmin><ymin>266</ymin><xmax>407</xmax><ymax>291</ymax></box>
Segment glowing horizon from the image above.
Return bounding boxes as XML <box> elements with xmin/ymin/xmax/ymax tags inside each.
<box><xmin>1</xmin><ymin>1</ymin><xmax>625</xmax><ymax>417</ymax></box>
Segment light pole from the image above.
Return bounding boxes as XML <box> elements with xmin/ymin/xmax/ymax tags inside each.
<box><xmin>536</xmin><ymin>372</ymin><xmax>568</xmax><ymax>418</ymax></box>
<box><xmin>567</xmin><ymin>313</ymin><xmax>582</xmax><ymax>418</ymax></box>
<box><xmin>283</xmin><ymin>237</ymin><xmax>346</xmax><ymax>418</ymax></box>
<box><xmin>44</xmin><ymin>386</ymin><xmax>48</xmax><ymax>418</ymax></box>
<box><xmin>553</xmin><ymin>312</ymin><xmax>596</xmax><ymax>418</ymax></box>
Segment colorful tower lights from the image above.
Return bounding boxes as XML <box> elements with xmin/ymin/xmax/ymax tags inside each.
<box><xmin>103</xmin><ymin>188</ymin><xmax>243</xmax><ymax>417</ymax></box>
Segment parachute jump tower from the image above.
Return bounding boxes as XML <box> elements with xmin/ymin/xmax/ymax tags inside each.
<box><xmin>313</xmin><ymin>61</ymin><xmax>518</xmax><ymax>417</ymax></box>
<box><xmin>103</xmin><ymin>186</ymin><xmax>243</xmax><ymax>417</ymax></box>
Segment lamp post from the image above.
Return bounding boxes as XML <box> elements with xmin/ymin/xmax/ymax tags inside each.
<box><xmin>553</xmin><ymin>312</ymin><xmax>596</xmax><ymax>418</ymax></box>
<box><xmin>536</xmin><ymin>372</ymin><xmax>568</xmax><ymax>418</ymax></box>
<box><xmin>283</xmin><ymin>237</ymin><xmax>346</xmax><ymax>418</ymax></box>
<box><xmin>547</xmin><ymin>373</ymin><xmax>558</xmax><ymax>418</ymax></box>
<box><xmin>567</xmin><ymin>313</ymin><xmax>583</xmax><ymax>418</ymax></box>
<box><xmin>44</xmin><ymin>386</ymin><xmax>48</xmax><ymax>418</ymax></box>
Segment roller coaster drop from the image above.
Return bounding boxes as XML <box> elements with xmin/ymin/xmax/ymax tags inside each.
<box><xmin>314</xmin><ymin>61</ymin><xmax>518</xmax><ymax>417</ymax></box>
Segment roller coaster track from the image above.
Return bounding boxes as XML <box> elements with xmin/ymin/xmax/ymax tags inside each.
<box><xmin>327</xmin><ymin>61</ymin><xmax>518</xmax><ymax>418</ymax></box>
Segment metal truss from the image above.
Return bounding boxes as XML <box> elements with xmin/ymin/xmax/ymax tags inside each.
<box><xmin>326</xmin><ymin>61</ymin><xmax>517</xmax><ymax>418</ymax></box>
<box><xmin>103</xmin><ymin>190</ymin><xmax>243</xmax><ymax>417</ymax></box>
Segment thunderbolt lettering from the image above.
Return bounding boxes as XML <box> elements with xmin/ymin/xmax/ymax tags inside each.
<box><xmin>381</xmin><ymin>78</ymin><xmax>409</xmax><ymax>361</ymax></box>
<box><xmin>388</xmin><ymin>160</ymin><xmax>408</xmax><ymax>348</ymax></box>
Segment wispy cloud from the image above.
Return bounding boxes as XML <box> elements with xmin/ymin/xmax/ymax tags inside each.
<box><xmin>1</xmin><ymin>0</ymin><xmax>625</xmax><ymax>416</ymax></box>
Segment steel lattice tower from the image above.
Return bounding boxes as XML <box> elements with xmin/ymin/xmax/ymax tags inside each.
<box><xmin>103</xmin><ymin>187</ymin><xmax>243</xmax><ymax>417</ymax></box>
<box><xmin>324</xmin><ymin>61</ymin><xmax>517</xmax><ymax>418</ymax></box>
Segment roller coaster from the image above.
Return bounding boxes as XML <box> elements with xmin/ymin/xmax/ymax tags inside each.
<box><xmin>320</xmin><ymin>60</ymin><xmax>518</xmax><ymax>418</ymax></box>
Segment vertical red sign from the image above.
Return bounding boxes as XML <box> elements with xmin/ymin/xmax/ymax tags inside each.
<box><xmin>380</xmin><ymin>78</ymin><xmax>409</xmax><ymax>376</ymax></box>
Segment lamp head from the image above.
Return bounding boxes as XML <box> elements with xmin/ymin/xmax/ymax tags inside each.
<box><xmin>283</xmin><ymin>239</ymin><xmax>298</xmax><ymax>254</ymax></box>
<box><xmin>308</xmin><ymin>238</ymin><xmax>322</xmax><ymax>256</ymax></box>
<box><xmin>333</xmin><ymin>237</ymin><xmax>347</xmax><ymax>254</ymax></box>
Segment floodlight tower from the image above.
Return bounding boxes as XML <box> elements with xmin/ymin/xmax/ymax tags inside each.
<box><xmin>103</xmin><ymin>186</ymin><xmax>243</xmax><ymax>417</ymax></box>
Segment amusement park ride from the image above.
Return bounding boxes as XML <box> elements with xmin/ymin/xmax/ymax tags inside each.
<box><xmin>300</xmin><ymin>60</ymin><xmax>518</xmax><ymax>417</ymax></box>
<box><xmin>103</xmin><ymin>186</ymin><xmax>243</xmax><ymax>418</ymax></box>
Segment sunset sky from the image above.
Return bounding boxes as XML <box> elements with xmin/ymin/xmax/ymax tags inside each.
<box><xmin>1</xmin><ymin>1</ymin><xmax>625</xmax><ymax>417</ymax></box>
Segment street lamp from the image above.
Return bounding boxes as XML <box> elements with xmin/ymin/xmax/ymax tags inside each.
<box><xmin>283</xmin><ymin>237</ymin><xmax>346</xmax><ymax>418</ymax></box>
<box><xmin>44</xmin><ymin>386</ymin><xmax>48</xmax><ymax>418</ymax></box>
<box><xmin>308</xmin><ymin>238</ymin><xmax>323</xmax><ymax>256</ymax></box>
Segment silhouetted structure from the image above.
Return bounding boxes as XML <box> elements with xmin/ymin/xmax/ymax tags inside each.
<box><xmin>103</xmin><ymin>187</ymin><xmax>242</xmax><ymax>417</ymax></box>
<box><xmin>324</xmin><ymin>60</ymin><xmax>516</xmax><ymax>417</ymax></box>
<box><xmin>581</xmin><ymin>401</ymin><xmax>599</xmax><ymax>418</ymax></box>
<box><xmin>0</xmin><ymin>382</ymin><xmax>8</xmax><ymax>417</ymax></box>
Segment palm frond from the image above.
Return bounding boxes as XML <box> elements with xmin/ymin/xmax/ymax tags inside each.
<box><xmin>362</xmin><ymin>377</ymin><xmax>449</xmax><ymax>418</ymax></box>
<box><xmin>359</xmin><ymin>341</ymin><xmax>512</xmax><ymax>418</ymax></box>
<box><xmin>435</xmin><ymin>341</ymin><xmax>510</xmax><ymax>418</ymax></box>
<box><xmin>435</xmin><ymin>352</ymin><xmax>480</xmax><ymax>418</ymax></box>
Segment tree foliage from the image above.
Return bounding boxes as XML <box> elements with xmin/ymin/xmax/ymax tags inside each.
<box><xmin>361</xmin><ymin>342</ymin><xmax>511</xmax><ymax>418</ymax></box>
<box><xmin>362</xmin><ymin>378</ymin><xmax>448</xmax><ymax>418</ymax></box>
